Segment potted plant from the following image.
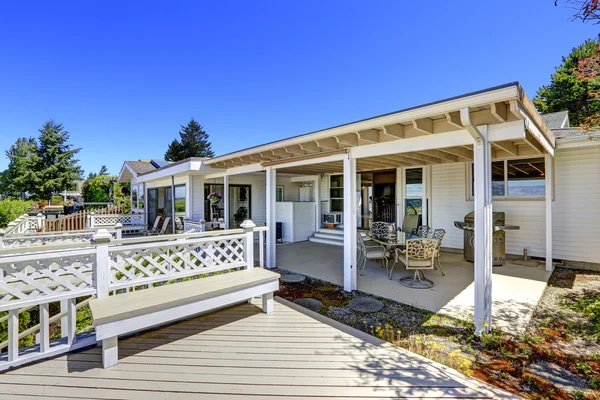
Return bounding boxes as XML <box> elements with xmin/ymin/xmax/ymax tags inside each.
<box><xmin>207</xmin><ymin>192</ymin><xmax>222</xmax><ymax>204</ymax></box>
<box><xmin>233</xmin><ymin>206</ymin><xmax>248</xmax><ymax>227</ymax></box>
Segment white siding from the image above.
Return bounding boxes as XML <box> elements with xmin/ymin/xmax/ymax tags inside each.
<box><xmin>553</xmin><ymin>145</ymin><xmax>600</xmax><ymax>263</ymax></box>
<box><xmin>293</xmin><ymin>202</ymin><xmax>317</xmax><ymax>241</ymax></box>
<box><xmin>191</xmin><ymin>176</ymin><xmax>204</xmax><ymax>220</ymax></box>
<box><xmin>431</xmin><ymin>163</ymin><xmax>472</xmax><ymax>250</ymax></box>
<box><xmin>320</xmin><ymin>174</ymin><xmax>330</xmax><ymax>213</ymax></box>
<box><xmin>431</xmin><ymin>163</ymin><xmax>546</xmax><ymax>257</ymax></box>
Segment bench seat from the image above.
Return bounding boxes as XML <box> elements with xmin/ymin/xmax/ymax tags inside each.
<box><xmin>89</xmin><ymin>268</ymin><xmax>280</xmax><ymax>368</ymax></box>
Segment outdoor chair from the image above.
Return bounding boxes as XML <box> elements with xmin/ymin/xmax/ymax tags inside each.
<box><xmin>400</xmin><ymin>214</ymin><xmax>421</xmax><ymax>234</ymax></box>
<box><xmin>411</xmin><ymin>225</ymin><xmax>430</xmax><ymax>238</ymax></box>
<box><xmin>431</xmin><ymin>229</ymin><xmax>446</xmax><ymax>275</ymax></box>
<box><xmin>141</xmin><ymin>216</ymin><xmax>161</xmax><ymax>236</ymax></box>
<box><xmin>370</xmin><ymin>221</ymin><xmax>392</xmax><ymax>238</ymax></box>
<box><xmin>393</xmin><ymin>238</ymin><xmax>437</xmax><ymax>288</ymax></box>
<box><xmin>148</xmin><ymin>217</ymin><xmax>171</xmax><ymax>236</ymax></box>
<box><xmin>357</xmin><ymin>233</ymin><xmax>390</xmax><ymax>275</ymax></box>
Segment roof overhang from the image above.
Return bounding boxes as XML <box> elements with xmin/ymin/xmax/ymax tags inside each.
<box><xmin>203</xmin><ymin>82</ymin><xmax>555</xmax><ymax>173</ymax></box>
<box><xmin>136</xmin><ymin>159</ymin><xmax>214</xmax><ymax>183</ymax></box>
<box><xmin>117</xmin><ymin>162</ymin><xmax>138</xmax><ymax>183</ymax></box>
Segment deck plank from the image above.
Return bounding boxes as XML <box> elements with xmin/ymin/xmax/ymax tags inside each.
<box><xmin>0</xmin><ymin>299</ymin><xmax>520</xmax><ymax>399</ymax></box>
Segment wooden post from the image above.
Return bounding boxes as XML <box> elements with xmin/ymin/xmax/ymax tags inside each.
<box><xmin>223</xmin><ymin>175</ymin><xmax>230</xmax><ymax>229</ymax></box>
<box><xmin>93</xmin><ymin>229</ymin><xmax>112</xmax><ymax>299</ymax></box>
<box><xmin>473</xmin><ymin>126</ymin><xmax>493</xmax><ymax>335</ymax></box>
<box><xmin>39</xmin><ymin>303</ymin><xmax>50</xmax><ymax>353</ymax></box>
<box><xmin>545</xmin><ymin>153</ymin><xmax>554</xmax><ymax>271</ymax></box>
<box><xmin>7</xmin><ymin>310</ymin><xmax>19</xmax><ymax>362</ymax></box>
<box><xmin>115</xmin><ymin>223</ymin><xmax>123</xmax><ymax>240</ymax></box>
<box><xmin>241</xmin><ymin>220</ymin><xmax>256</xmax><ymax>269</ymax></box>
<box><xmin>171</xmin><ymin>176</ymin><xmax>176</xmax><ymax>234</ymax></box>
<box><xmin>265</xmin><ymin>167</ymin><xmax>276</xmax><ymax>269</ymax></box>
<box><xmin>343</xmin><ymin>154</ymin><xmax>357</xmax><ymax>292</ymax></box>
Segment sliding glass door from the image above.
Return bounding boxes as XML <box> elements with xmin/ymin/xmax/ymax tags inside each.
<box><xmin>229</xmin><ymin>185</ymin><xmax>251</xmax><ymax>228</ymax></box>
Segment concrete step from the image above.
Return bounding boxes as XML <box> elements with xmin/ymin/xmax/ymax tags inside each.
<box><xmin>308</xmin><ymin>236</ymin><xmax>344</xmax><ymax>246</ymax></box>
<box><xmin>313</xmin><ymin>232</ymin><xmax>343</xmax><ymax>241</ymax></box>
<box><xmin>317</xmin><ymin>228</ymin><xmax>344</xmax><ymax>236</ymax></box>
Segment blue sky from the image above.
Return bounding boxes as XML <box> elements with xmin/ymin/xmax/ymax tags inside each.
<box><xmin>0</xmin><ymin>1</ymin><xmax>597</xmax><ymax>176</ymax></box>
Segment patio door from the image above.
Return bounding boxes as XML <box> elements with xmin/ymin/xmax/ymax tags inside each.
<box><xmin>229</xmin><ymin>184</ymin><xmax>251</xmax><ymax>228</ymax></box>
<box><xmin>147</xmin><ymin>188</ymin><xmax>158</xmax><ymax>227</ymax></box>
<box><xmin>403</xmin><ymin>167</ymin><xmax>428</xmax><ymax>228</ymax></box>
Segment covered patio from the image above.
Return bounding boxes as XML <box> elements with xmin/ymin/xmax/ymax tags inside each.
<box><xmin>277</xmin><ymin>241</ymin><xmax>552</xmax><ymax>334</ymax></box>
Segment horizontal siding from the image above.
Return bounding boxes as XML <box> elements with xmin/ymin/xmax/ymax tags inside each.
<box><xmin>191</xmin><ymin>176</ymin><xmax>204</xmax><ymax>220</ymax></box>
<box><xmin>496</xmin><ymin>202</ymin><xmax>544</xmax><ymax>257</ymax></box>
<box><xmin>431</xmin><ymin>163</ymin><xmax>472</xmax><ymax>249</ymax></box>
<box><xmin>293</xmin><ymin>202</ymin><xmax>317</xmax><ymax>241</ymax></box>
<box><xmin>553</xmin><ymin>146</ymin><xmax>600</xmax><ymax>263</ymax></box>
<box><xmin>275</xmin><ymin>202</ymin><xmax>294</xmax><ymax>242</ymax></box>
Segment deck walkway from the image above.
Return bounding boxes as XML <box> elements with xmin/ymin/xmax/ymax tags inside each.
<box><xmin>0</xmin><ymin>298</ymin><xmax>519</xmax><ymax>399</ymax></box>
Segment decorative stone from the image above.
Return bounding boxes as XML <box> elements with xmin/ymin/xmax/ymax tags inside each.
<box><xmin>327</xmin><ymin>307</ymin><xmax>357</xmax><ymax>325</ymax></box>
<box><xmin>294</xmin><ymin>298</ymin><xmax>323</xmax><ymax>312</ymax></box>
<box><xmin>280</xmin><ymin>274</ymin><xmax>306</xmax><ymax>284</ymax></box>
<box><xmin>347</xmin><ymin>298</ymin><xmax>384</xmax><ymax>313</ymax></box>
<box><xmin>527</xmin><ymin>361</ymin><xmax>588</xmax><ymax>394</ymax></box>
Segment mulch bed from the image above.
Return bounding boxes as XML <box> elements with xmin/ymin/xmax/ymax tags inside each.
<box><xmin>274</xmin><ymin>267</ymin><xmax>600</xmax><ymax>400</ymax></box>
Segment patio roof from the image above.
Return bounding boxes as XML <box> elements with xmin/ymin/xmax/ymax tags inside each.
<box><xmin>203</xmin><ymin>82</ymin><xmax>554</xmax><ymax>172</ymax></box>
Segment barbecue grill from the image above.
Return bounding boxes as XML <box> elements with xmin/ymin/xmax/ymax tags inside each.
<box><xmin>454</xmin><ymin>211</ymin><xmax>519</xmax><ymax>266</ymax></box>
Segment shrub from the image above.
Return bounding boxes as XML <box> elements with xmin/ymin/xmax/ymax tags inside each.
<box><xmin>0</xmin><ymin>199</ymin><xmax>32</xmax><ymax>228</ymax></box>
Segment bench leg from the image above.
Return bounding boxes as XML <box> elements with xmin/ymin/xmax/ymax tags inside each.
<box><xmin>262</xmin><ymin>292</ymin><xmax>274</xmax><ymax>313</ymax></box>
<box><xmin>102</xmin><ymin>337</ymin><xmax>118</xmax><ymax>369</ymax></box>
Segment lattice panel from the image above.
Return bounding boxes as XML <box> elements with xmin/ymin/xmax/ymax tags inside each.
<box><xmin>109</xmin><ymin>236</ymin><xmax>246</xmax><ymax>290</ymax></box>
<box><xmin>92</xmin><ymin>214</ymin><xmax>144</xmax><ymax>227</ymax></box>
<box><xmin>3</xmin><ymin>233</ymin><xmax>95</xmax><ymax>248</ymax></box>
<box><xmin>0</xmin><ymin>251</ymin><xmax>96</xmax><ymax>308</ymax></box>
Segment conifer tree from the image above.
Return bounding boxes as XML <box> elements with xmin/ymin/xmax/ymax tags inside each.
<box><xmin>165</xmin><ymin>119</ymin><xmax>215</xmax><ymax>161</ymax></box>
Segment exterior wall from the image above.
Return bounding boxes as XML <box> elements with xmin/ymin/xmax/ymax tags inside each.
<box><xmin>553</xmin><ymin>145</ymin><xmax>600</xmax><ymax>263</ymax></box>
<box><xmin>275</xmin><ymin>201</ymin><xmax>317</xmax><ymax>242</ymax></box>
<box><xmin>430</xmin><ymin>145</ymin><xmax>600</xmax><ymax>263</ymax></box>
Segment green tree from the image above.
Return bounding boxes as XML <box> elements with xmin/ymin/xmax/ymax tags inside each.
<box><xmin>534</xmin><ymin>36</ymin><xmax>600</xmax><ymax>126</ymax></box>
<box><xmin>164</xmin><ymin>119</ymin><xmax>215</xmax><ymax>161</ymax></box>
<box><xmin>5</xmin><ymin>137</ymin><xmax>40</xmax><ymax>198</ymax></box>
<box><xmin>86</xmin><ymin>165</ymin><xmax>109</xmax><ymax>180</ymax></box>
<box><xmin>82</xmin><ymin>175</ymin><xmax>112</xmax><ymax>203</ymax></box>
<box><xmin>35</xmin><ymin>120</ymin><xmax>83</xmax><ymax>198</ymax></box>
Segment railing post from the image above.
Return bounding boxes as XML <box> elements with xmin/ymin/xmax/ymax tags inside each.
<box><xmin>240</xmin><ymin>220</ymin><xmax>256</xmax><ymax>270</ymax></box>
<box><xmin>115</xmin><ymin>223</ymin><xmax>123</xmax><ymax>240</ymax></box>
<box><xmin>259</xmin><ymin>229</ymin><xmax>265</xmax><ymax>268</ymax></box>
<box><xmin>0</xmin><ymin>229</ymin><xmax>4</xmax><ymax>249</ymax></box>
<box><xmin>87</xmin><ymin>212</ymin><xmax>95</xmax><ymax>229</ymax></box>
<box><xmin>6</xmin><ymin>222</ymin><xmax>16</xmax><ymax>235</ymax></box>
<box><xmin>36</xmin><ymin>213</ymin><xmax>43</xmax><ymax>231</ymax></box>
<box><xmin>93</xmin><ymin>229</ymin><xmax>112</xmax><ymax>299</ymax></box>
<box><xmin>7</xmin><ymin>310</ymin><xmax>19</xmax><ymax>362</ymax></box>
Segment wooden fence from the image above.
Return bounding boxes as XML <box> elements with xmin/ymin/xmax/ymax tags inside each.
<box><xmin>44</xmin><ymin>205</ymin><xmax>123</xmax><ymax>232</ymax></box>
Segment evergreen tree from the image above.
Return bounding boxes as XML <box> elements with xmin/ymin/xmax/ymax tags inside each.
<box><xmin>35</xmin><ymin>120</ymin><xmax>83</xmax><ymax>198</ymax></box>
<box><xmin>164</xmin><ymin>119</ymin><xmax>215</xmax><ymax>161</ymax></box>
<box><xmin>534</xmin><ymin>36</ymin><xmax>600</xmax><ymax>126</ymax></box>
<box><xmin>98</xmin><ymin>165</ymin><xmax>109</xmax><ymax>176</ymax></box>
<box><xmin>5</xmin><ymin>137</ymin><xmax>40</xmax><ymax>197</ymax></box>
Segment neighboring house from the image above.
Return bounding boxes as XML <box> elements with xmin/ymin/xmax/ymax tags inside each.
<box><xmin>118</xmin><ymin>82</ymin><xmax>600</xmax><ymax>331</ymax></box>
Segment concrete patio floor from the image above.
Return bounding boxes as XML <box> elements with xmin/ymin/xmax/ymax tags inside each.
<box><xmin>276</xmin><ymin>241</ymin><xmax>552</xmax><ymax>334</ymax></box>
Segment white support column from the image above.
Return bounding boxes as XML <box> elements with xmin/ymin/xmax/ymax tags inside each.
<box><xmin>171</xmin><ymin>175</ymin><xmax>176</xmax><ymax>234</ymax></box>
<box><xmin>396</xmin><ymin>167</ymin><xmax>403</xmax><ymax>229</ymax></box>
<box><xmin>314</xmin><ymin>175</ymin><xmax>321</xmax><ymax>232</ymax></box>
<box><xmin>223</xmin><ymin>175</ymin><xmax>230</xmax><ymax>229</ymax></box>
<box><xmin>343</xmin><ymin>154</ymin><xmax>358</xmax><ymax>292</ymax></box>
<box><xmin>545</xmin><ymin>153</ymin><xmax>554</xmax><ymax>271</ymax></box>
<box><xmin>185</xmin><ymin>176</ymin><xmax>193</xmax><ymax>219</ymax></box>
<box><xmin>473</xmin><ymin>126</ymin><xmax>493</xmax><ymax>335</ymax></box>
<box><xmin>129</xmin><ymin>180</ymin><xmax>134</xmax><ymax>211</ymax></box>
<box><xmin>142</xmin><ymin>182</ymin><xmax>147</xmax><ymax>227</ymax></box>
<box><xmin>266</xmin><ymin>167</ymin><xmax>277</xmax><ymax>269</ymax></box>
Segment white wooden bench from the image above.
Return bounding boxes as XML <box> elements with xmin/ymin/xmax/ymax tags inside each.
<box><xmin>89</xmin><ymin>268</ymin><xmax>280</xmax><ymax>368</ymax></box>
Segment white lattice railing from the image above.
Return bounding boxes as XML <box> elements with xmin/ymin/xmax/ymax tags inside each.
<box><xmin>0</xmin><ymin>226</ymin><xmax>124</xmax><ymax>250</ymax></box>
<box><xmin>0</xmin><ymin>220</ymin><xmax>265</xmax><ymax>370</ymax></box>
<box><xmin>3</xmin><ymin>214</ymin><xmax>44</xmax><ymax>236</ymax></box>
<box><xmin>89</xmin><ymin>213</ymin><xmax>145</xmax><ymax>228</ymax></box>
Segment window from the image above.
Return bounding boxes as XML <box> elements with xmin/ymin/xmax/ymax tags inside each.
<box><xmin>470</xmin><ymin>157</ymin><xmax>546</xmax><ymax>199</ymax></box>
<box><xmin>405</xmin><ymin>168</ymin><xmax>423</xmax><ymax>215</ymax></box>
<box><xmin>276</xmin><ymin>186</ymin><xmax>284</xmax><ymax>202</ymax></box>
<box><xmin>138</xmin><ymin>184</ymin><xmax>144</xmax><ymax>209</ymax></box>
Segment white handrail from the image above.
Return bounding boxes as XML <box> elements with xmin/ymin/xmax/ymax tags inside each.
<box><xmin>0</xmin><ymin>219</ymin><xmax>268</xmax><ymax>371</ymax></box>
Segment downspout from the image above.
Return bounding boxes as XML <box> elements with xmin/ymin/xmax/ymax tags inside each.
<box><xmin>460</xmin><ymin>108</ymin><xmax>483</xmax><ymax>141</ymax></box>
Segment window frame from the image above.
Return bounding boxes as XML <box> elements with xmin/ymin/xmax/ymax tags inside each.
<box><xmin>467</xmin><ymin>156</ymin><xmax>548</xmax><ymax>201</ymax></box>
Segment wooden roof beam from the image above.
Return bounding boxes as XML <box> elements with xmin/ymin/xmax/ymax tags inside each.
<box><xmin>284</xmin><ymin>145</ymin><xmax>306</xmax><ymax>156</ymax></box>
<box><xmin>315</xmin><ymin>137</ymin><xmax>339</xmax><ymax>150</ymax></box>
<box><xmin>412</xmin><ymin>118</ymin><xmax>434</xmax><ymax>134</ymax></box>
<box><xmin>357</xmin><ymin>129</ymin><xmax>380</xmax><ymax>144</ymax></box>
<box><xmin>336</xmin><ymin>133</ymin><xmax>359</xmax><ymax>147</ymax></box>
<box><xmin>298</xmin><ymin>141</ymin><xmax>322</xmax><ymax>153</ymax></box>
<box><xmin>523</xmin><ymin>130</ymin><xmax>544</xmax><ymax>154</ymax></box>
<box><xmin>438</xmin><ymin>146</ymin><xmax>473</xmax><ymax>160</ymax></box>
<box><xmin>382</xmin><ymin>153</ymin><xmax>432</xmax><ymax>166</ymax></box>
<box><xmin>445</xmin><ymin>111</ymin><xmax>463</xmax><ymax>129</ymax></box>
<box><xmin>396</xmin><ymin>152</ymin><xmax>441</xmax><ymax>164</ymax></box>
<box><xmin>491</xmin><ymin>102</ymin><xmax>508</xmax><ymax>123</ymax></box>
<box><xmin>418</xmin><ymin>149</ymin><xmax>459</xmax><ymax>163</ymax></box>
<box><xmin>381</xmin><ymin>124</ymin><xmax>404</xmax><ymax>140</ymax></box>
<box><xmin>493</xmin><ymin>140</ymin><xmax>519</xmax><ymax>156</ymax></box>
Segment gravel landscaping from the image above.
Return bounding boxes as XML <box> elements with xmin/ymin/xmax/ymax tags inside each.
<box><xmin>275</xmin><ymin>267</ymin><xmax>600</xmax><ymax>400</ymax></box>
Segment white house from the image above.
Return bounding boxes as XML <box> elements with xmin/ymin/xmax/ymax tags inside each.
<box><xmin>118</xmin><ymin>82</ymin><xmax>600</xmax><ymax>334</ymax></box>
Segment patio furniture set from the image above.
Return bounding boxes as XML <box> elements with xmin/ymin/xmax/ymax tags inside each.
<box><xmin>358</xmin><ymin>221</ymin><xmax>446</xmax><ymax>289</ymax></box>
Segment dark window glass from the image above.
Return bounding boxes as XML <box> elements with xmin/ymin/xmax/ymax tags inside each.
<box><xmin>507</xmin><ymin>158</ymin><xmax>545</xmax><ymax>196</ymax></box>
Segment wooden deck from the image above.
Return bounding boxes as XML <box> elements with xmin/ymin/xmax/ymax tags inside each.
<box><xmin>0</xmin><ymin>298</ymin><xmax>520</xmax><ymax>399</ymax></box>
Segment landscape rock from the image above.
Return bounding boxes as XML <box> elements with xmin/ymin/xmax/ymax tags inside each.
<box><xmin>280</xmin><ymin>274</ymin><xmax>306</xmax><ymax>284</ymax></box>
<box><xmin>294</xmin><ymin>298</ymin><xmax>323</xmax><ymax>312</ymax></box>
<box><xmin>347</xmin><ymin>297</ymin><xmax>384</xmax><ymax>313</ymax></box>
<box><xmin>527</xmin><ymin>361</ymin><xmax>588</xmax><ymax>394</ymax></box>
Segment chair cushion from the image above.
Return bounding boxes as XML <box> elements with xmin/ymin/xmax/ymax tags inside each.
<box><xmin>396</xmin><ymin>254</ymin><xmax>434</xmax><ymax>269</ymax></box>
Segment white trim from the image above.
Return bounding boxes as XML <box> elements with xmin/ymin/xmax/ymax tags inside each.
<box><xmin>117</xmin><ymin>162</ymin><xmax>139</xmax><ymax>183</ymax></box>
<box><xmin>137</xmin><ymin>160</ymin><xmax>208</xmax><ymax>183</ymax></box>
<box><xmin>350</xmin><ymin>121</ymin><xmax>525</xmax><ymax>160</ymax></box>
<box><xmin>271</xmin><ymin>153</ymin><xmax>346</xmax><ymax>170</ymax></box>
<box><xmin>205</xmin><ymin>164</ymin><xmax>262</xmax><ymax>179</ymax></box>
<box><xmin>545</xmin><ymin>154</ymin><xmax>553</xmax><ymax>271</ymax></box>
<box><xmin>205</xmin><ymin>85</ymin><xmax>521</xmax><ymax>165</ymax></box>
<box><xmin>556</xmin><ymin>136</ymin><xmax>600</xmax><ymax>149</ymax></box>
